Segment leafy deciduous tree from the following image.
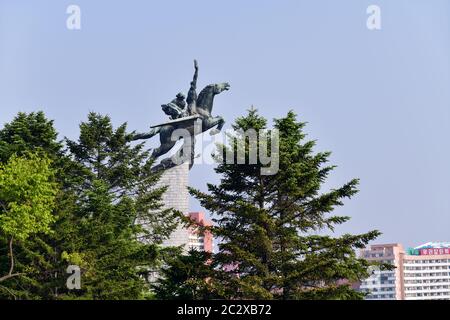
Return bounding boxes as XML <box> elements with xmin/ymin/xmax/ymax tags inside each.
<box><xmin>0</xmin><ymin>154</ymin><xmax>57</xmax><ymax>287</ymax></box>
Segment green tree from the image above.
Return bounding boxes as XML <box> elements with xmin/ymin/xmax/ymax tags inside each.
<box><xmin>0</xmin><ymin>154</ymin><xmax>57</xmax><ymax>288</ymax></box>
<box><xmin>0</xmin><ymin>111</ymin><xmax>179</xmax><ymax>299</ymax></box>
<box><xmin>60</xmin><ymin>112</ymin><xmax>180</xmax><ymax>299</ymax></box>
<box><xmin>190</xmin><ymin>109</ymin><xmax>380</xmax><ymax>300</ymax></box>
<box><xmin>0</xmin><ymin>112</ymin><xmax>62</xmax><ymax>163</ymax></box>
<box><xmin>152</xmin><ymin>249</ymin><xmax>218</xmax><ymax>300</ymax></box>
<box><xmin>0</xmin><ymin>112</ymin><xmax>74</xmax><ymax>299</ymax></box>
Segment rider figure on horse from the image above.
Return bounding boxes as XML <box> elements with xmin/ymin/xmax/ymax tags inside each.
<box><xmin>161</xmin><ymin>60</ymin><xmax>199</xmax><ymax>120</ymax></box>
<box><xmin>161</xmin><ymin>92</ymin><xmax>187</xmax><ymax>120</ymax></box>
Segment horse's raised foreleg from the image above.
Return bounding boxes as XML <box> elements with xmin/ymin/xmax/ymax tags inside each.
<box><xmin>151</xmin><ymin>139</ymin><xmax>176</xmax><ymax>159</ymax></box>
<box><xmin>206</xmin><ymin>116</ymin><xmax>225</xmax><ymax>136</ymax></box>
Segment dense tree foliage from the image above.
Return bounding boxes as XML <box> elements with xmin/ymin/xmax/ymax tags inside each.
<box><xmin>0</xmin><ymin>154</ymin><xmax>57</xmax><ymax>290</ymax></box>
<box><xmin>0</xmin><ymin>110</ymin><xmax>381</xmax><ymax>300</ymax></box>
<box><xmin>0</xmin><ymin>113</ymin><xmax>65</xmax><ymax>299</ymax></box>
<box><xmin>0</xmin><ymin>112</ymin><xmax>179</xmax><ymax>299</ymax></box>
<box><xmin>0</xmin><ymin>112</ymin><xmax>62</xmax><ymax>163</ymax></box>
<box><xmin>152</xmin><ymin>249</ymin><xmax>218</xmax><ymax>300</ymax></box>
<box><xmin>188</xmin><ymin>109</ymin><xmax>380</xmax><ymax>300</ymax></box>
<box><xmin>62</xmin><ymin>113</ymin><xmax>179</xmax><ymax>299</ymax></box>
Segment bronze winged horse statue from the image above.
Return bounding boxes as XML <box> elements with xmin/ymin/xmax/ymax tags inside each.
<box><xmin>132</xmin><ymin>60</ymin><xmax>229</xmax><ymax>171</ymax></box>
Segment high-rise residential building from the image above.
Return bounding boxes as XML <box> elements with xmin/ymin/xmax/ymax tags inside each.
<box><xmin>359</xmin><ymin>243</ymin><xmax>404</xmax><ymax>300</ymax></box>
<box><xmin>359</xmin><ymin>242</ymin><xmax>450</xmax><ymax>300</ymax></box>
<box><xmin>403</xmin><ymin>242</ymin><xmax>450</xmax><ymax>300</ymax></box>
<box><xmin>187</xmin><ymin>212</ymin><xmax>213</xmax><ymax>253</ymax></box>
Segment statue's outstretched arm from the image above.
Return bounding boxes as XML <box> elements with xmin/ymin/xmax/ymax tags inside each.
<box><xmin>187</xmin><ymin>60</ymin><xmax>199</xmax><ymax>106</ymax></box>
<box><xmin>131</xmin><ymin>127</ymin><xmax>160</xmax><ymax>141</ymax></box>
<box><xmin>132</xmin><ymin>132</ymin><xmax>153</xmax><ymax>141</ymax></box>
<box><xmin>192</xmin><ymin>59</ymin><xmax>198</xmax><ymax>88</ymax></box>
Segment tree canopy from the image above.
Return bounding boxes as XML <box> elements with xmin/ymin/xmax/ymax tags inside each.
<box><xmin>187</xmin><ymin>109</ymin><xmax>380</xmax><ymax>300</ymax></box>
<box><xmin>0</xmin><ymin>109</ymin><xmax>381</xmax><ymax>300</ymax></box>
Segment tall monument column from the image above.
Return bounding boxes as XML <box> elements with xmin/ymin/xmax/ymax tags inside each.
<box><xmin>157</xmin><ymin>161</ymin><xmax>190</xmax><ymax>248</ymax></box>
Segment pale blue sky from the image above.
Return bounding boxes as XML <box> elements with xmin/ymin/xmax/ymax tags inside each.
<box><xmin>1</xmin><ymin>1</ymin><xmax>449</xmax><ymax>248</ymax></box>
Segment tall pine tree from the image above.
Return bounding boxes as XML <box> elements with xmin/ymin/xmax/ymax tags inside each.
<box><xmin>190</xmin><ymin>109</ymin><xmax>380</xmax><ymax>300</ymax></box>
<box><xmin>62</xmin><ymin>112</ymin><xmax>180</xmax><ymax>299</ymax></box>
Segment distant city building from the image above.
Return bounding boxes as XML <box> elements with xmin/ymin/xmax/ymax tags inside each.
<box><xmin>359</xmin><ymin>243</ymin><xmax>404</xmax><ymax>300</ymax></box>
<box><xmin>403</xmin><ymin>242</ymin><xmax>450</xmax><ymax>300</ymax></box>
<box><xmin>187</xmin><ymin>212</ymin><xmax>213</xmax><ymax>253</ymax></box>
<box><xmin>359</xmin><ymin>242</ymin><xmax>450</xmax><ymax>300</ymax></box>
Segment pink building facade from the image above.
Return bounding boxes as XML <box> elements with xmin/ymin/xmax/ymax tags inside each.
<box><xmin>187</xmin><ymin>212</ymin><xmax>213</xmax><ymax>253</ymax></box>
<box><xmin>359</xmin><ymin>243</ymin><xmax>404</xmax><ymax>300</ymax></box>
<box><xmin>359</xmin><ymin>242</ymin><xmax>450</xmax><ymax>300</ymax></box>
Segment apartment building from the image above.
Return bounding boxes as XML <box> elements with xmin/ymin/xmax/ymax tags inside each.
<box><xmin>359</xmin><ymin>243</ymin><xmax>404</xmax><ymax>300</ymax></box>
<box><xmin>187</xmin><ymin>211</ymin><xmax>213</xmax><ymax>253</ymax></box>
<box><xmin>359</xmin><ymin>242</ymin><xmax>450</xmax><ymax>300</ymax></box>
<box><xmin>403</xmin><ymin>242</ymin><xmax>450</xmax><ymax>300</ymax></box>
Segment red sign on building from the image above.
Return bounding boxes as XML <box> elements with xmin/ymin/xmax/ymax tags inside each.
<box><xmin>420</xmin><ymin>248</ymin><xmax>450</xmax><ymax>255</ymax></box>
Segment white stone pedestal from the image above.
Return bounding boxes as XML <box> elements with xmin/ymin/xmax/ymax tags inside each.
<box><xmin>158</xmin><ymin>162</ymin><xmax>190</xmax><ymax>249</ymax></box>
